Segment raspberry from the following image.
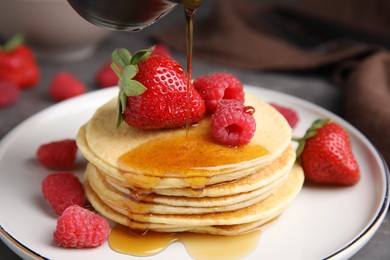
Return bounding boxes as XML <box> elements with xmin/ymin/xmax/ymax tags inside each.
<box><xmin>269</xmin><ymin>102</ymin><xmax>299</xmax><ymax>129</ymax></box>
<box><xmin>53</xmin><ymin>205</ymin><xmax>109</xmax><ymax>248</ymax></box>
<box><xmin>42</xmin><ymin>172</ymin><xmax>85</xmax><ymax>215</ymax></box>
<box><xmin>0</xmin><ymin>80</ymin><xmax>20</xmax><ymax>107</ymax></box>
<box><xmin>151</xmin><ymin>44</ymin><xmax>171</xmax><ymax>57</ymax></box>
<box><xmin>36</xmin><ymin>139</ymin><xmax>78</xmax><ymax>170</ymax></box>
<box><xmin>211</xmin><ymin>99</ymin><xmax>256</xmax><ymax>146</ymax></box>
<box><xmin>95</xmin><ymin>61</ymin><xmax>119</xmax><ymax>88</ymax></box>
<box><xmin>194</xmin><ymin>73</ymin><xmax>245</xmax><ymax>113</ymax></box>
<box><xmin>49</xmin><ymin>72</ymin><xmax>86</xmax><ymax>101</ymax></box>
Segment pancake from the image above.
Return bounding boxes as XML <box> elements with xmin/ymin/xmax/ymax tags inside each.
<box><xmin>104</xmin><ymin>144</ymin><xmax>295</xmax><ymax>197</ymax></box>
<box><xmin>77</xmin><ymin>127</ymin><xmax>272</xmax><ymax>189</ymax></box>
<box><xmin>85</xmin><ymin>163</ymin><xmax>289</xmax><ymax>214</ymax></box>
<box><xmin>76</xmin><ymin>93</ymin><xmax>292</xmax><ymax>189</ymax></box>
<box><xmin>77</xmin><ymin>89</ymin><xmax>304</xmax><ymax>237</ymax></box>
<box><xmin>84</xmin><ymin>163</ymin><xmax>304</xmax><ymax>235</ymax></box>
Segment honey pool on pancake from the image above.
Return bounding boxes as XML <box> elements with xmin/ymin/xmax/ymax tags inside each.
<box><xmin>118</xmin><ymin>132</ymin><xmax>269</xmax><ymax>171</ymax></box>
<box><xmin>118</xmin><ymin>133</ymin><xmax>269</xmax><ymax>189</ymax></box>
<box><xmin>109</xmin><ymin>224</ymin><xmax>261</xmax><ymax>260</ymax></box>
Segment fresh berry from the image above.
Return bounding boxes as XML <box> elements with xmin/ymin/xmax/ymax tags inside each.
<box><xmin>294</xmin><ymin>119</ymin><xmax>360</xmax><ymax>185</ymax></box>
<box><xmin>0</xmin><ymin>34</ymin><xmax>40</xmax><ymax>88</ymax></box>
<box><xmin>151</xmin><ymin>44</ymin><xmax>171</xmax><ymax>57</ymax></box>
<box><xmin>269</xmin><ymin>102</ymin><xmax>299</xmax><ymax>129</ymax></box>
<box><xmin>95</xmin><ymin>61</ymin><xmax>119</xmax><ymax>88</ymax></box>
<box><xmin>49</xmin><ymin>72</ymin><xmax>86</xmax><ymax>101</ymax></box>
<box><xmin>111</xmin><ymin>47</ymin><xmax>206</xmax><ymax>129</ymax></box>
<box><xmin>211</xmin><ymin>99</ymin><xmax>256</xmax><ymax>146</ymax></box>
<box><xmin>53</xmin><ymin>205</ymin><xmax>109</xmax><ymax>248</ymax></box>
<box><xmin>193</xmin><ymin>73</ymin><xmax>245</xmax><ymax>113</ymax></box>
<box><xmin>0</xmin><ymin>80</ymin><xmax>20</xmax><ymax>107</ymax></box>
<box><xmin>42</xmin><ymin>173</ymin><xmax>85</xmax><ymax>215</ymax></box>
<box><xmin>36</xmin><ymin>139</ymin><xmax>78</xmax><ymax>170</ymax></box>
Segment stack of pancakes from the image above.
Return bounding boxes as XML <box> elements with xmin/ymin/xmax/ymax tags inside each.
<box><xmin>76</xmin><ymin>93</ymin><xmax>304</xmax><ymax>235</ymax></box>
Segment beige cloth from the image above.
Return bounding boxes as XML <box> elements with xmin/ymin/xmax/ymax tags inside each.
<box><xmin>153</xmin><ymin>0</ymin><xmax>390</xmax><ymax>165</ymax></box>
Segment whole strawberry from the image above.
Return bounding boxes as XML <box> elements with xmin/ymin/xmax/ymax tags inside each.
<box><xmin>111</xmin><ymin>47</ymin><xmax>206</xmax><ymax>129</ymax></box>
<box><xmin>294</xmin><ymin>119</ymin><xmax>360</xmax><ymax>185</ymax></box>
<box><xmin>0</xmin><ymin>34</ymin><xmax>40</xmax><ymax>88</ymax></box>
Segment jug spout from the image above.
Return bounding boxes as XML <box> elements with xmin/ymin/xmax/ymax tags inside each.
<box><xmin>67</xmin><ymin>0</ymin><xmax>178</xmax><ymax>31</ymax></box>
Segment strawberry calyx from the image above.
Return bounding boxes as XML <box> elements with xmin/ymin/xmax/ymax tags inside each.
<box><xmin>292</xmin><ymin>118</ymin><xmax>332</xmax><ymax>160</ymax></box>
<box><xmin>0</xmin><ymin>34</ymin><xmax>24</xmax><ymax>52</ymax></box>
<box><xmin>111</xmin><ymin>47</ymin><xmax>154</xmax><ymax>127</ymax></box>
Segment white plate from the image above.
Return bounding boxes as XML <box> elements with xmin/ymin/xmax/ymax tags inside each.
<box><xmin>0</xmin><ymin>86</ymin><xmax>388</xmax><ymax>260</ymax></box>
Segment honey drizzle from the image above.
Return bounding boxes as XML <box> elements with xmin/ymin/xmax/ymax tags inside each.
<box><xmin>184</xmin><ymin>6</ymin><xmax>195</xmax><ymax>143</ymax></box>
<box><xmin>109</xmin><ymin>224</ymin><xmax>261</xmax><ymax>260</ymax></box>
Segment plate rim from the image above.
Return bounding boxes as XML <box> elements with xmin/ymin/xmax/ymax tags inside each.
<box><xmin>0</xmin><ymin>85</ymin><xmax>389</xmax><ymax>260</ymax></box>
<box><xmin>324</xmin><ymin>150</ymin><xmax>389</xmax><ymax>259</ymax></box>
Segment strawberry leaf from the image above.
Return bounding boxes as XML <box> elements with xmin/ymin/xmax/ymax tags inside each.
<box><xmin>122</xmin><ymin>80</ymin><xmax>147</xmax><ymax>96</ymax></box>
<box><xmin>110</xmin><ymin>62</ymin><xmax>122</xmax><ymax>77</ymax></box>
<box><xmin>1</xmin><ymin>34</ymin><xmax>24</xmax><ymax>51</ymax></box>
<box><xmin>112</xmin><ymin>47</ymin><xmax>153</xmax><ymax>128</ymax></box>
<box><xmin>130</xmin><ymin>47</ymin><xmax>153</xmax><ymax>65</ymax></box>
<box><xmin>112</xmin><ymin>48</ymin><xmax>132</xmax><ymax>67</ymax></box>
<box><xmin>119</xmin><ymin>90</ymin><xmax>127</xmax><ymax>113</ymax></box>
<box><xmin>119</xmin><ymin>65</ymin><xmax>146</xmax><ymax>96</ymax></box>
<box><xmin>116</xmin><ymin>90</ymin><xmax>127</xmax><ymax>128</ymax></box>
<box><xmin>121</xmin><ymin>64</ymin><xmax>138</xmax><ymax>79</ymax></box>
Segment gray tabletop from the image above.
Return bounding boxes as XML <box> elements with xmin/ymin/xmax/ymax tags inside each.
<box><xmin>1</xmin><ymin>4</ymin><xmax>389</xmax><ymax>260</ymax></box>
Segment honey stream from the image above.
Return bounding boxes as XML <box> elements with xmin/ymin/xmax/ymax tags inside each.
<box><xmin>185</xmin><ymin>5</ymin><xmax>195</xmax><ymax>141</ymax></box>
<box><xmin>184</xmin><ymin>0</ymin><xmax>200</xmax><ymax>143</ymax></box>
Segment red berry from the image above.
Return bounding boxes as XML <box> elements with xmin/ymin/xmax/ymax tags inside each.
<box><xmin>0</xmin><ymin>80</ymin><xmax>20</xmax><ymax>107</ymax></box>
<box><xmin>193</xmin><ymin>73</ymin><xmax>245</xmax><ymax>113</ymax></box>
<box><xmin>96</xmin><ymin>61</ymin><xmax>119</xmax><ymax>88</ymax></box>
<box><xmin>151</xmin><ymin>44</ymin><xmax>171</xmax><ymax>57</ymax></box>
<box><xmin>123</xmin><ymin>54</ymin><xmax>206</xmax><ymax>129</ymax></box>
<box><xmin>49</xmin><ymin>72</ymin><xmax>86</xmax><ymax>101</ymax></box>
<box><xmin>53</xmin><ymin>205</ymin><xmax>109</xmax><ymax>248</ymax></box>
<box><xmin>295</xmin><ymin>119</ymin><xmax>360</xmax><ymax>185</ymax></box>
<box><xmin>211</xmin><ymin>99</ymin><xmax>256</xmax><ymax>146</ymax></box>
<box><xmin>42</xmin><ymin>173</ymin><xmax>85</xmax><ymax>215</ymax></box>
<box><xmin>0</xmin><ymin>34</ymin><xmax>40</xmax><ymax>88</ymax></box>
<box><xmin>269</xmin><ymin>102</ymin><xmax>299</xmax><ymax>129</ymax></box>
<box><xmin>36</xmin><ymin>139</ymin><xmax>78</xmax><ymax>170</ymax></box>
